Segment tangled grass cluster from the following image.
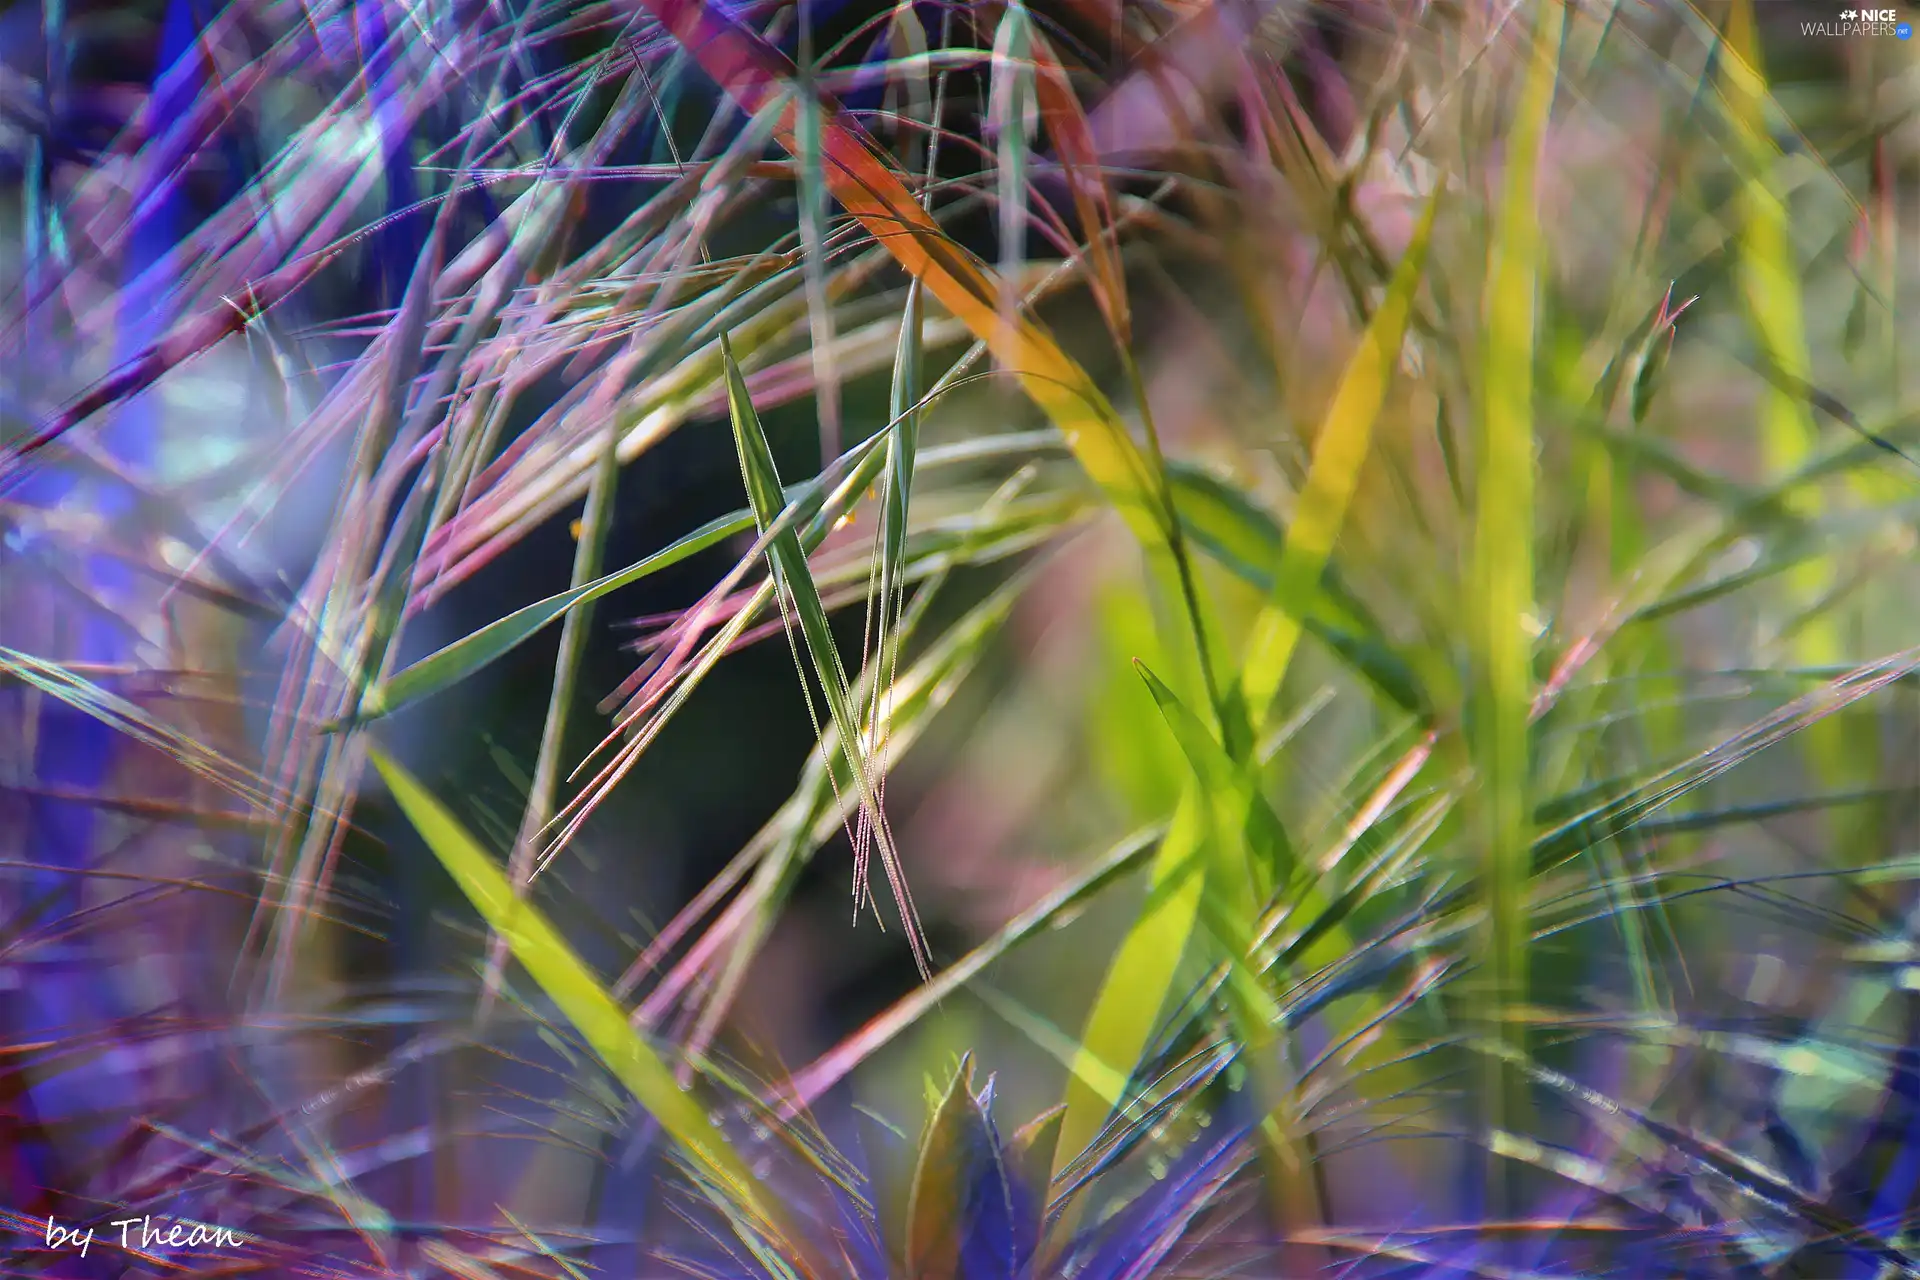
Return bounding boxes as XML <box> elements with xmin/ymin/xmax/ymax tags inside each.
<box><xmin>4</xmin><ymin>0</ymin><xmax>1920</xmax><ymax>1275</ymax></box>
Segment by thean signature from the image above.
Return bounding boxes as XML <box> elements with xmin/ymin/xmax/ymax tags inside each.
<box><xmin>43</xmin><ymin>1215</ymin><xmax>246</xmax><ymax>1257</ymax></box>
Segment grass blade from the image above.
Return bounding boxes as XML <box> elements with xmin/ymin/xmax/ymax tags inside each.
<box><xmin>668</xmin><ymin>560</ymin><xmax>1039</xmax><ymax>1079</ymax></box>
<box><xmin>358</xmin><ymin>429</ymin><xmax>894</xmax><ymax>723</ymax></box>
<box><xmin>1049</xmin><ymin>180</ymin><xmax>1443</xmax><ymax>1237</ymax></box>
<box><xmin>1136</xmin><ymin>660</ymin><xmax>1289</xmax><ymax>909</ymax></box>
<box><xmin>990</xmin><ymin>2</ymin><xmax>1037</xmax><ymax>351</ymax></box>
<box><xmin>634</xmin><ymin>0</ymin><xmax>1164</xmax><ymax>543</ymax></box>
<box><xmin>364</xmin><ymin>746</ymin><xmax>798</xmax><ymax>1260</ymax></box>
<box><xmin>772</xmin><ymin>822</ymin><xmax>1164</xmax><ymax>1118</ymax></box>
<box><xmin>856</xmin><ymin>279</ymin><xmax>925</xmax><ymax>914</ymax></box>
<box><xmin>1131</xmin><ymin>662</ymin><xmax>1324</xmax><ymax>1258</ymax></box>
<box><xmin>1471</xmin><ymin>0</ymin><xmax>1564</xmax><ymax>1205</ymax></box>
<box><xmin>1721</xmin><ymin>0</ymin><xmax>1820</xmax><ymax>508</ymax></box>
<box><xmin>478</xmin><ymin>416</ymin><xmax>623</xmax><ymax>1019</ymax></box>
<box><xmin>794</xmin><ymin>64</ymin><xmax>843</xmax><ymax>463</ymax></box>
<box><xmin>1238</xmin><ymin>188</ymin><xmax>1442</xmax><ymax>733</ymax></box>
<box><xmin>720</xmin><ymin>332</ymin><xmax>931</xmax><ymax>976</ymax></box>
<box><xmin>1031</xmin><ymin>30</ymin><xmax>1127</xmax><ymax>343</ymax></box>
<box><xmin>1050</xmin><ymin>794</ymin><xmax>1206</xmax><ymax>1182</ymax></box>
<box><xmin>1719</xmin><ymin>0</ymin><xmax>1883</xmax><ymax>893</ymax></box>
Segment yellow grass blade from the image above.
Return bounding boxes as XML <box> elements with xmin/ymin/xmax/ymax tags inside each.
<box><xmin>1719</xmin><ymin>0</ymin><xmax>1819</xmax><ymax>506</ymax></box>
<box><xmin>1471</xmin><ymin>0</ymin><xmax>1563</xmax><ymax>1186</ymax></box>
<box><xmin>1239</xmin><ymin>188</ymin><xmax>1441</xmax><ymax>731</ymax></box>
<box><xmin>1718</xmin><ymin>0</ymin><xmax>1881</xmax><ymax>888</ymax></box>
<box><xmin>1050</xmin><ymin>795</ymin><xmax>1207</xmax><ymax>1173</ymax></box>
<box><xmin>365</xmin><ymin>746</ymin><xmax>804</xmax><ymax>1266</ymax></box>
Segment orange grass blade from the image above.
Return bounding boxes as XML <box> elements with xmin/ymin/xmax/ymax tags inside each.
<box><xmin>1032</xmin><ymin>32</ymin><xmax>1130</xmax><ymax>344</ymax></box>
<box><xmin>631</xmin><ymin>0</ymin><xmax>1162</xmax><ymax>542</ymax></box>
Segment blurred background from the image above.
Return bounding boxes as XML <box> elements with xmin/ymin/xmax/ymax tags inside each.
<box><xmin>5</xmin><ymin>0</ymin><xmax>1920</xmax><ymax>1275</ymax></box>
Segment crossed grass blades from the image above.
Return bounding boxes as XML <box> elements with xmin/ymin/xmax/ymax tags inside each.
<box><xmin>5</xmin><ymin>0</ymin><xmax>1920</xmax><ymax>1275</ymax></box>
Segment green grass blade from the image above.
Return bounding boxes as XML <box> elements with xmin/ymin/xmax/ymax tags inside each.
<box><xmin>1131</xmin><ymin>666</ymin><xmax>1417</xmax><ymax>997</ymax></box>
<box><xmin>1050</xmin><ymin>794</ymin><xmax>1206</xmax><ymax>1179</ymax></box>
<box><xmin>363</xmin><ymin>508</ymin><xmax>751</xmax><ymax>721</ymax></box>
<box><xmin>858</xmin><ymin>279</ymin><xmax>924</xmax><ymax>871</ymax></box>
<box><xmin>1721</xmin><ymin>0</ymin><xmax>1820</xmax><ymax>507</ymax></box>
<box><xmin>359</xmin><ymin>432</ymin><xmax>892</xmax><ymax>724</ymax></box>
<box><xmin>480</xmin><ymin>418</ymin><xmax>623</xmax><ymax>1015</ymax></box>
<box><xmin>1719</xmin><ymin>0</ymin><xmax>1883</xmax><ymax>891</ymax></box>
<box><xmin>1134</xmin><ymin>658</ymin><xmax>1437</xmax><ymax>1230</ymax></box>
<box><xmin>883</xmin><ymin>282</ymin><xmax>923</xmax><ymax>604</ymax></box>
<box><xmin>1048</xmin><ymin>191</ymin><xmax>1442</xmax><ymax>1214</ymax></box>
<box><xmin>720</xmin><ymin>332</ymin><xmax>931</xmax><ymax>975</ymax></box>
<box><xmin>677</xmin><ymin>560</ymin><xmax>1037</xmax><ymax>1077</ymax></box>
<box><xmin>1471</xmin><ymin>0</ymin><xmax>1564</xmax><ymax>1188</ymax></box>
<box><xmin>1130</xmin><ymin>658</ymin><xmax>1327</xmax><ymax>1256</ymax></box>
<box><xmin>551</xmin><ymin>443</ymin><xmax>1054</xmax><ymax>867</ymax></box>
<box><xmin>1166</xmin><ymin>468</ymin><xmax>1432</xmax><ymax>717</ymax></box>
<box><xmin>989</xmin><ymin>1</ymin><xmax>1036</xmax><ymax>351</ymax></box>
<box><xmin>1135</xmin><ymin>659</ymin><xmax>1289</xmax><ymax>909</ymax></box>
<box><xmin>364</xmin><ymin>746</ymin><xmax>795</xmax><ymax>1256</ymax></box>
<box><xmin>1239</xmin><ymin>188</ymin><xmax>1442</xmax><ymax>733</ymax></box>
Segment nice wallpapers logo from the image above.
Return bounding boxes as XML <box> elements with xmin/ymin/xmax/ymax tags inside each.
<box><xmin>1815</xmin><ymin>7</ymin><xmax>1914</xmax><ymax>36</ymax></box>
